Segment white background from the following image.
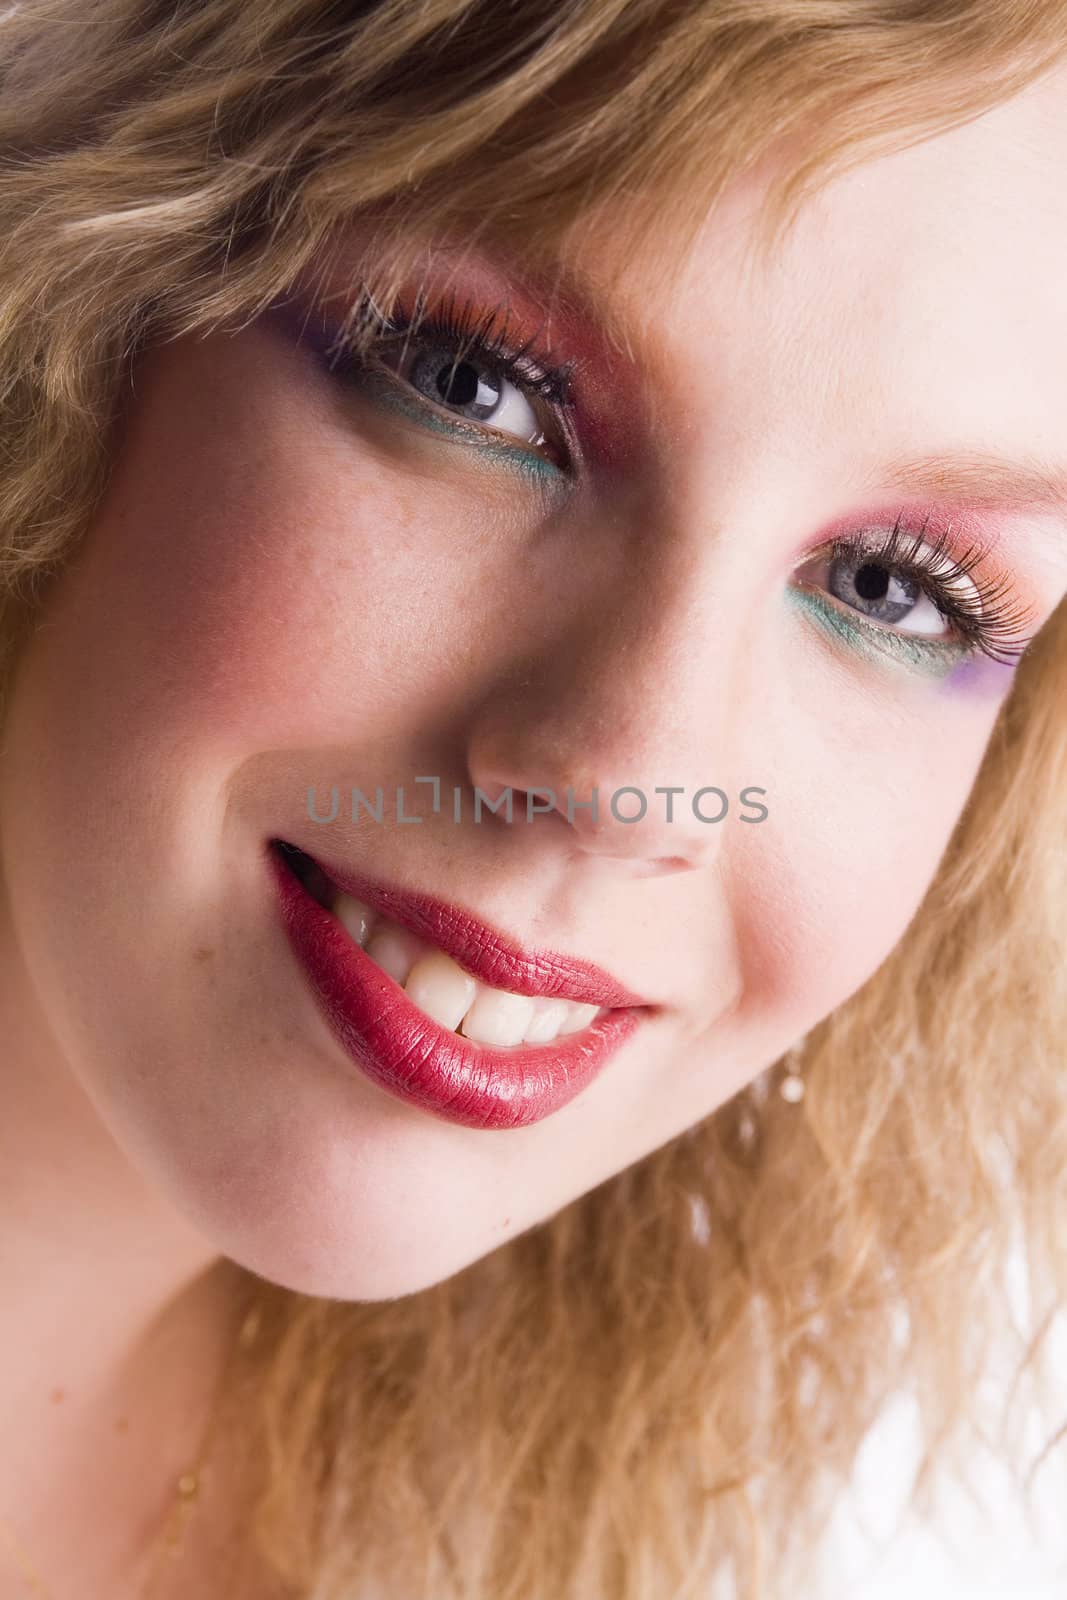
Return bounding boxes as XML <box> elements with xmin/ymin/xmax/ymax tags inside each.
<box><xmin>822</xmin><ymin>1240</ymin><xmax>1067</xmax><ymax>1597</ymax></box>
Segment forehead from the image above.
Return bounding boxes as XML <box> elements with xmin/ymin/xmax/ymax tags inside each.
<box><xmin>573</xmin><ymin>58</ymin><xmax>1067</xmax><ymax>495</ymax></box>
<box><xmin>610</xmin><ymin>56</ymin><xmax>1067</xmax><ymax>325</ymax></box>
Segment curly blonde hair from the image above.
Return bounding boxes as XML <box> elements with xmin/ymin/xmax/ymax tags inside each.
<box><xmin>2</xmin><ymin>3</ymin><xmax>1067</xmax><ymax>1596</ymax></box>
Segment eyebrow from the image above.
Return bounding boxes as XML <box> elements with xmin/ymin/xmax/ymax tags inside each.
<box><xmin>852</xmin><ymin>449</ymin><xmax>1067</xmax><ymax>516</ymax></box>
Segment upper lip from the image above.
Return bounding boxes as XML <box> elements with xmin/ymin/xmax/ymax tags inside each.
<box><xmin>275</xmin><ymin>839</ymin><xmax>651</xmax><ymax>1010</ymax></box>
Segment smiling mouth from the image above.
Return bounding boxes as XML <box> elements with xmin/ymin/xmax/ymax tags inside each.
<box><xmin>267</xmin><ymin>838</ymin><xmax>649</xmax><ymax>1130</ymax></box>
<box><xmin>274</xmin><ymin>841</ymin><xmax>605</xmax><ymax>1049</ymax></box>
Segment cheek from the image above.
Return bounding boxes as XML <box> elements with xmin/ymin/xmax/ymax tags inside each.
<box><xmin>0</xmin><ymin>340</ymin><xmax>484</xmax><ymax>1020</ymax></box>
<box><xmin>731</xmin><ymin>682</ymin><xmax>1002</xmax><ymax>1031</ymax></box>
<box><xmin>15</xmin><ymin>332</ymin><xmax>525</xmax><ymax>784</ymax></box>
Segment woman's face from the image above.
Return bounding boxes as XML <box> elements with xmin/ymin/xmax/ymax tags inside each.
<box><xmin>3</xmin><ymin>68</ymin><xmax>1067</xmax><ymax>1299</ymax></box>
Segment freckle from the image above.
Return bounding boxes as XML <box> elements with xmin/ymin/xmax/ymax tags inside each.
<box><xmin>115</xmin><ymin>1416</ymin><xmax>130</xmax><ymax>1434</ymax></box>
<box><xmin>49</xmin><ymin>1387</ymin><xmax>65</xmax><ymax>1404</ymax></box>
<box><xmin>193</xmin><ymin>946</ymin><xmax>215</xmax><ymax>963</ymax></box>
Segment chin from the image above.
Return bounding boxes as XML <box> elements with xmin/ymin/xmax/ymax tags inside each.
<box><xmin>164</xmin><ymin>1130</ymin><xmax>509</xmax><ymax>1304</ymax></box>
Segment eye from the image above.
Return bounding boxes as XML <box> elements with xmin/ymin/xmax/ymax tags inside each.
<box><xmin>382</xmin><ymin>339</ymin><xmax>551</xmax><ymax>450</ymax></box>
<box><xmin>789</xmin><ymin>514</ymin><xmax>1036</xmax><ymax>668</ymax></box>
<box><xmin>794</xmin><ymin>541</ymin><xmax>979</xmax><ymax>639</ymax></box>
<box><xmin>326</xmin><ymin>289</ymin><xmax>579</xmax><ymax>476</ymax></box>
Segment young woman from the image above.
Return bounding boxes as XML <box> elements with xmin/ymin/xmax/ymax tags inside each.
<box><xmin>1</xmin><ymin>2</ymin><xmax>1066</xmax><ymax>1596</ymax></box>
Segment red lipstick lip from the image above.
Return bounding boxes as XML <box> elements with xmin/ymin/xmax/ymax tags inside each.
<box><xmin>266</xmin><ymin>839</ymin><xmax>650</xmax><ymax>1131</ymax></box>
<box><xmin>273</xmin><ymin>838</ymin><xmax>649</xmax><ymax>1008</ymax></box>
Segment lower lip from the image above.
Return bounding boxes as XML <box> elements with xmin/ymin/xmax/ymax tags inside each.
<box><xmin>266</xmin><ymin>843</ymin><xmax>645</xmax><ymax>1131</ymax></box>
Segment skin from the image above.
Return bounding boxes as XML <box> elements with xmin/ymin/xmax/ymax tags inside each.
<box><xmin>3</xmin><ymin>60</ymin><xmax>1067</xmax><ymax>1597</ymax></box>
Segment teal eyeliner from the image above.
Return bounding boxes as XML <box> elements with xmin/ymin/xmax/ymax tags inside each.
<box><xmin>357</xmin><ymin>364</ymin><xmax>568</xmax><ymax>486</ymax></box>
<box><xmin>786</xmin><ymin>581</ymin><xmax>972</xmax><ymax>680</ymax></box>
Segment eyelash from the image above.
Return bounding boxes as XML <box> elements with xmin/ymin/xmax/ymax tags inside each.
<box><xmin>314</xmin><ymin>293</ymin><xmax>1036</xmax><ymax>668</ymax></box>
<box><xmin>326</xmin><ymin>286</ymin><xmax>579</xmax><ymax>471</ymax></box>
<box><xmin>795</xmin><ymin>513</ymin><xmax>1035</xmax><ymax>665</ymax></box>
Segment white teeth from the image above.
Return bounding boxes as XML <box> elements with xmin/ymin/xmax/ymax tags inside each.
<box><xmin>335</xmin><ymin>894</ymin><xmax>377</xmax><ymax>948</ymax></box>
<box><xmin>333</xmin><ymin>898</ymin><xmax>605</xmax><ymax>1046</ymax></box>
<box><xmin>522</xmin><ymin>998</ymin><xmax>572</xmax><ymax>1044</ymax></box>
<box><xmin>403</xmin><ymin>950</ymin><xmax>478</xmax><ymax>1031</ymax></box>
<box><xmin>363</xmin><ymin>924</ymin><xmax>424</xmax><ymax>986</ymax></box>
<box><xmin>460</xmin><ymin>988</ymin><xmax>536</xmax><ymax>1048</ymax></box>
<box><xmin>560</xmin><ymin>1001</ymin><xmax>599</xmax><ymax>1034</ymax></box>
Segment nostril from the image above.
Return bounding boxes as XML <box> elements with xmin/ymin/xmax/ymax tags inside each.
<box><xmin>617</xmin><ymin>855</ymin><xmax>693</xmax><ymax>878</ymax></box>
<box><xmin>650</xmin><ymin>856</ymin><xmax>693</xmax><ymax>876</ymax></box>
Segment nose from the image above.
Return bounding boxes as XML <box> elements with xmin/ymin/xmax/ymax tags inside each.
<box><xmin>466</xmin><ymin>564</ymin><xmax>748</xmax><ymax>875</ymax></box>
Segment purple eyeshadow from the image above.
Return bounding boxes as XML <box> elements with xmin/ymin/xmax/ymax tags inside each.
<box><xmin>939</xmin><ymin>652</ymin><xmax>1021</xmax><ymax>697</ymax></box>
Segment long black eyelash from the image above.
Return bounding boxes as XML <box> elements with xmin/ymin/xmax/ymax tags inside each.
<box><xmin>333</xmin><ymin>284</ymin><xmax>578</xmax><ymax>410</ymax></box>
<box><xmin>832</xmin><ymin>510</ymin><xmax>1036</xmax><ymax>664</ymax></box>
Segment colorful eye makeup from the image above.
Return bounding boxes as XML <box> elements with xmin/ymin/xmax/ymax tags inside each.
<box><xmin>273</xmin><ymin>277</ymin><xmax>1043</xmax><ymax>683</ymax></box>
<box><xmin>788</xmin><ymin>513</ymin><xmax>1037</xmax><ymax>679</ymax></box>
<box><xmin>288</xmin><ymin>284</ymin><xmax>582</xmax><ymax>484</ymax></box>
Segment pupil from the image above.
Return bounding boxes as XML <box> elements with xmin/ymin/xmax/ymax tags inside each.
<box><xmin>855</xmin><ymin>561</ymin><xmax>889</xmax><ymax>601</ymax></box>
<box><xmin>437</xmin><ymin>360</ymin><xmax>479</xmax><ymax>406</ymax></box>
